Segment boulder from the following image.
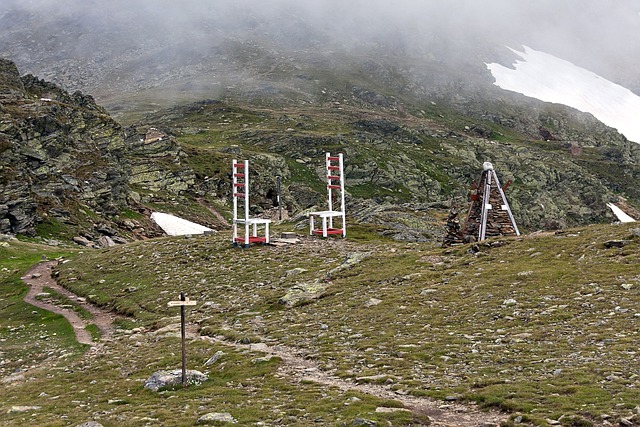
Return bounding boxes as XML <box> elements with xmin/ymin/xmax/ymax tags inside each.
<box><xmin>144</xmin><ymin>369</ymin><xmax>208</xmax><ymax>391</ymax></box>
<box><xmin>73</xmin><ymin>236</ymin><xmax>94</xmax><ymax>247</ymax></box>
<box><xmin>279</xmin><ymin>280</ymin><xmax>331</xmax><ymax>308</ymax></box>
<box><xmin>98</xmin><ymin>236</ymin><xmax>117</xmax><ymax>248</ymax></box>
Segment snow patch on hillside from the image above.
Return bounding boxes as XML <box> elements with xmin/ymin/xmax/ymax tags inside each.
<box><xmin>151</xmin><ymin>212</ymin><xmax>213</xmax><ymax>236</ymax></box>
<box><xmin>606</xmin><ymin>203</ymin><xmax>636</xmax><ymax>223</ymax></box>
<box><xmin>487</xmin><ymin>46</ymin><xmax>640</xmax><ymax>143</ymax></box>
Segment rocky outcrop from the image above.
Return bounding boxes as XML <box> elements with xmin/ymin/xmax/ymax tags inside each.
<box><xmin>124</xmin><ymin>126</ymin><xmax>196</xmax><ymax>196</ymax></box>
<box><xmin>0</xmin><ymin>59</ymin><xmax>197</xmax><ymax>240</ymax></box>
<box><xmin>0</xmin><ymin>59</ymin><xmax>129</xmax><ymax>235</ymax></box>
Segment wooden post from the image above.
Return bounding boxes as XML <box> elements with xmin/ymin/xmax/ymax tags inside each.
<box><xmin>179</xmin><ymin>292</ymin><xmax>186</xmax><ymax>387</ymax></box>
<box><xmin>167</xmin><ymin>293</ymin><xmax>197</xmax><ymax>388</ymax></box>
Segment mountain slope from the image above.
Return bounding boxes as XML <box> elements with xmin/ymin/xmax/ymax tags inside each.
<box><xmin>145</xmin><ymin>98</ymin><xmax>640</xmax><ymax>237</ymax></box>
<box><xmin>2</xmin><ymin>59</ymin><xmax>639</xmax><ymax>244</ymax></box>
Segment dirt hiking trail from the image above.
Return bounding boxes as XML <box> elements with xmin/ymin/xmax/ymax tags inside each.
<box><xmin>22</xmin><ymin>261</ymin><xmax>117</xmax><ymax>346</ymax></box>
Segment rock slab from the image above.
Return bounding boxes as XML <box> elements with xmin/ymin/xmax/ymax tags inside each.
<box><xmin>144</xmin><ymin>369</ymin><xmax>208</xmax><ymax>391</ymax></box>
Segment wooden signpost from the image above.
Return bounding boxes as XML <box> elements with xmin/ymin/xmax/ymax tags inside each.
<box><xmin>167</xmin><ymin>292</ymin><xmax>197</xmax><ymax>388</ymax></box>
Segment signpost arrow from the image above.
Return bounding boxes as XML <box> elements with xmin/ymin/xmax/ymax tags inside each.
<box><xmin>168</xmin><ymin>292</ymin><xmax>197</xmax><ymax>388</ymax></box>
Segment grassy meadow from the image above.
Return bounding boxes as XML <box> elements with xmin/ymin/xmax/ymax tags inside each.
<box><xmin>1</xmin><ymin>223</ymin><xmax>639</xmax><ymax>426</ymax></box>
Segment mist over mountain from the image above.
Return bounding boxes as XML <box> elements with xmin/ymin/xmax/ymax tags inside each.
<box><xmin>2</xmin><ymin>0</ymin><xmax>639</xmax><ymax>118</ymax></box>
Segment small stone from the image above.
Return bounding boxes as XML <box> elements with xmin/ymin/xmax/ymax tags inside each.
<box><xmin>604</xmin><ymin>240</ymin><xmax>625</xmax><ymax>249</ymax></box>
<box><xmin>73</xmin><ymin>236</ymin><xmax>93</xmax><ymax>247</ymax></box>
<box><xmin>375</xmin><ymin>407</ymin><xmax>411</xmax><ymax>413</ymax></box>
<box><xmin>356</xmin><ymin>374</ymin><xmax>388</xmax><ymax>382</ymax></box>
<box><xmin>31</xmin><ymin>273</ymin><xmax>42</xmax><ymax>279</ymax></box>
<box><xmin>285</xmin><ymin>267</ymin><xmax>307</xmax><ymax>276</ymax></box>
<box><xmin>76</xmin><ymin>422</ymin><xmax>104</xmax><ymax>427</ymax></box>
<box><xmin>204</xmin><ymin>351</ymin><xmax>224</xmax><ymax>366</ymax></box>
<box><xmin>621</xmin><ymin>284</ymin><xmax>633</xmax><ymax>290</ymax></box>
<box><xmin>352</xmin><ymin>418</ymin><xmax>377</xmax><ymax>426</ymax></box>
<box><xmin>197</xmin><ymin>412</ymin><xmax>237</xmax><ymax>424</ymax></box>
<box><xmin>249</xmin><ymin>343</ymin><xmax>269</xmax><ymax>352</ymax></box>
<box><xmin>545</xmin><ymin>419</ymin><xmax>561</xmax><ymax>425</ymax></box>
<box><xmin>252</xmin><ymin>355</ymin><xmax>273</xmax><ymax>363</ymax></box>
<box><xmin>364</xmin><ymin>298</ymin><xmax>382</xmax><ymax>307</ymax></box>
<box><xmin>144</xmin><ymin>370</ymin><xmax>208</xmax><ymax>391</ymax></box>
<box><xmin>619</xmin><ymin>418</ymin><xmax>633</xmax><ymax>426</ymax></box>
<box><xmin>8</xmin><ymin>405</ymin><xmax>40</xmax><ymax>413</ymax></box>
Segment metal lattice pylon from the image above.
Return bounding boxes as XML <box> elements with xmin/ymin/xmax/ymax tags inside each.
<box><xmin>232</xmin><ymin>159</ymin><xmax>271</xmax><ymax>247</ymax></box>
<box><xmin>308</xmin><ymin>152</ymin><xmax>346</xmax><ymax>238</ymax></box>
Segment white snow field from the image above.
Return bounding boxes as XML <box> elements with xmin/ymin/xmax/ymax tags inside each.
<box><xmin>150</xmin><ymin>212</ymin><xmax>213</xmax><ymax>236</ymax></box>
<box><xmin>487</xmin><ymin>46</ymin><xmax>640</xmax><ymax>143</ymax></box>
<box><xmin>606</xmin><ymin>203</ymin><xmax>636</xmax><ymax>223</ymax></box>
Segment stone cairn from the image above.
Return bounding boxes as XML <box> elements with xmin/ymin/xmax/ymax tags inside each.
<box><xmin>443</xmin><ymin>162</ymin><xmax>519</xmax><ymax>246</ymax></box>
<box><xmin>442</xmin><ymin>203</ymin><xmax>464</xmax><ymax>247</ymax></box>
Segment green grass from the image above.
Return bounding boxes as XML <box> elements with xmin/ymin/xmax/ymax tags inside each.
<box><xmin>0</xmin><ymin>241</ymin><xmax>82</xmax><ymax>380</ymax></box>
<box><xmin>84</xmin><ymin>324</ymin><xmax>100</xmax><ymax>342</ymax></box>
<box><xmin>2</xmin><ymin>223</ymin><xmax>639</xmax><ymax>426</ymax></box>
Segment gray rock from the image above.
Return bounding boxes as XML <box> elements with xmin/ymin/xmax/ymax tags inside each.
<box><xmin>351</xmin><ymin>418</ymin><xmax>377</xmax><ymax>426</ymax></box>
<box><xmin>203</xmin><ymin>351</ymin><xmax>225</xmax><ymax>366</ymax></box>
<box><xmin>8</xmin><ymin>405</ymin><xmax>40</xmax><ymax>413</ymax></box>
<box><xmin>76</xmin><ymin>422</ymin><xmax>104</xmax><ymax>427</ymax></box>
<box><xmin>144</xmin><ymin>369</ymin><xmax>208</xmax><ymax>391</ymax></box>
<box><xmin>98</xmin><ymin>235</ymin><xmax>117</xmax><ymax>248</ymax></box>
<box><xmin>279</xmin><ymin>280</ymin><xmax>331</xmax><ymax>307</ymax></box>
<box><xmin>364</xmin><ymin>298</ymin><xmax>382</xmax><ymax>307</ymax></box>
<box><xmin>73</xmin><ymin>236</ymin><xmax>93</xmax><ymax>247</ymax></box>
<box><xmin>197</xmin><ymin>412</ymin><xmax>237</xmax><ymax>424</ymax></box>
<box><xmin>604</xmin><ymin>240</ymin><xmax>625</xmax><ymax>248</ymax></box>
<box><xmin>285</xmin><ymin>267</ymin><xmax>307</xmax><ymax>276</ymax></box>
